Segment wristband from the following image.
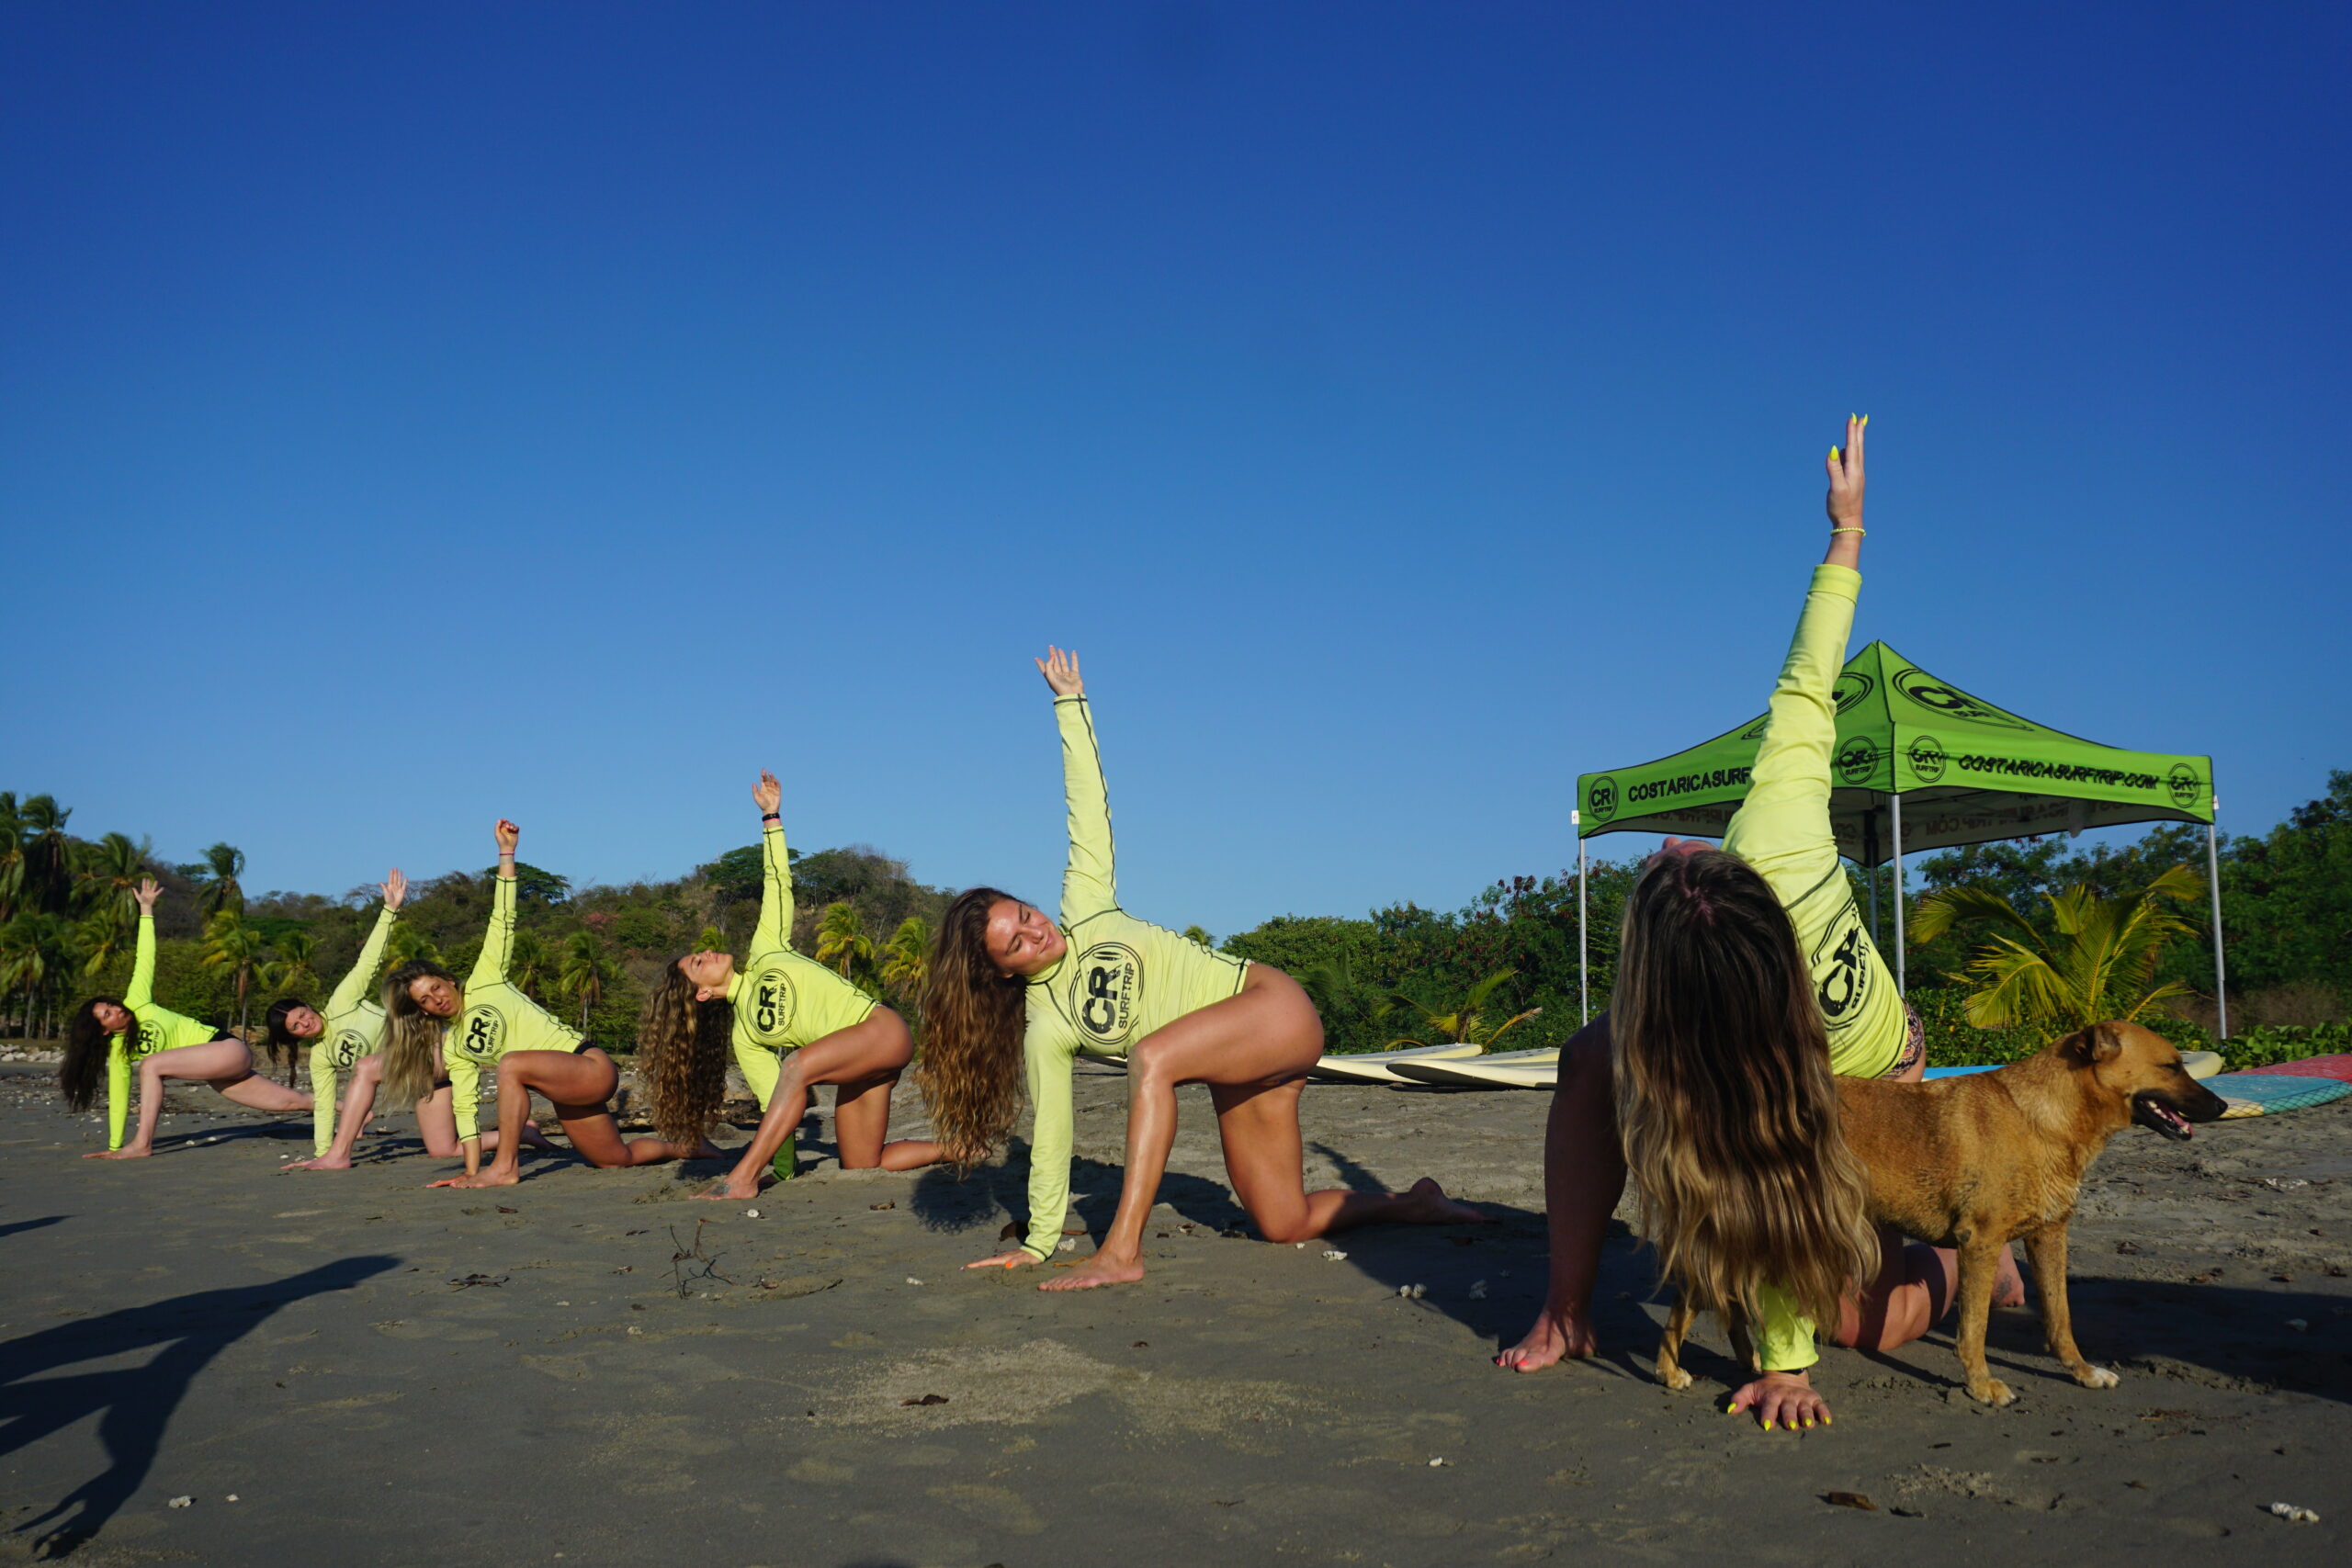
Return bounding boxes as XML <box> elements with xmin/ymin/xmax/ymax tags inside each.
<box><xmin>762</xmin><ymin>813</ymin><xmax>781</xmax><ymax>823</ymax></box>
<box><xmin>1830</xmin><ymin>527</ymin><xmax>1865</xmax><ymax>536</ymax></box>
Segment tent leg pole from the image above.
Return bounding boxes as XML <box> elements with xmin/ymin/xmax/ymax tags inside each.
<box><xmin>2206</xmin><ymin>810</ymin><xmax>2228</xmax><ymax>1041</ymax></box>
<box><xmin>1890</xmin><ymin>792</ymin><xmax>1906</xmax><ymax>997</ymax></box>
<box><xmin>1576</xmin><ymin>817</ymin><xmax>1589</xmax><ymax>1027</ymax></box>
<box><xmin>1868</xmin><ymin>855</ymin><xmax>1880</xmax><ymax>946</ymax></box>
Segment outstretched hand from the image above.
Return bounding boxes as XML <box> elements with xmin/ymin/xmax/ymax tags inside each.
<box><xmin>134</xmin><ymin>877</ymin><xmax>162</xmax><ymax>914</ymax></box>
<box><xmin>1036</xmin><ymin>646</ymin><xmax>1083</xmax><ymax>698</ymax></box>
<box><xmin>1826</xmin><ymin>413</ymin><xmax>1866</xmax><ymax>532</ymax></box>
<box><xmin>752</xmin><ymin>769</ymin><xmax>782</xmax><ymax>818</ymax></box>
<box><xmin>965</xmin><ymin>1249</ymin><xmax>1041</xmax><ymax>1271</ymax></box>
<box><xmin>493</xmin><ymin>818</ymin><xmax>520</xmax><ymax>857</ymax></box>
<box><xmin>381</xmin><ymin>869</ymin><xmax>407</xmax><ymax>912</ymax></box>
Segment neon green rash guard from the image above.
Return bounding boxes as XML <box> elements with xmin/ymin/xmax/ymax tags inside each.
<box><xmin>1018</xmin><ymin>695</ymin><xmax>1250</xmax><ymax>1261</ymax></box>
<box><xmin>445</xmin><ymin>873</ymin><xmax>586</xmax><ymax>1143</ymax></box>
<box><xmin>1721</xmin><ymin>562</ymin><xmax>1908</xmax><ymax>1371</ymax></box>
<box><xmin>106</xmin><ymin>913</ymin><xmax>224</xmax><ymax>1149</ymax></box>
<box><xmin>306</xmin><ymin>906</ymin><xmax>397</xmax><ymax>1155</ymax></box>
<box><xmin>725</xmin><ymin>821</ymin><xmax>879</xmax><ymax>1111</ymax></box>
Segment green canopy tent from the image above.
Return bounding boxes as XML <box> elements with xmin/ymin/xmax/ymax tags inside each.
<box><xmin>1570</xmin><ymin>640</ymin><xmax>2225</xmax><ymax>1032</ymax></box>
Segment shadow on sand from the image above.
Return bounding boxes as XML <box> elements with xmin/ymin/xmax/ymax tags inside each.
<box><xmin>2</xmin><ymin>1254</ymin><xmax>400</xmax><ymax>1558</ymax></box>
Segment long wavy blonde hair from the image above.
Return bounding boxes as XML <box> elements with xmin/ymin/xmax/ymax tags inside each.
<box><xmin>636</xmin><ymin>959</ymin><xmax>736</xmax><ymax>1145</ymax></box>
<box><xmin>1611</xmin><ymin>849</ymin><xmax>1878</xmax><ymax>1331</ymax></box>
<box><xmin>380</xmin><ymin>960</ymin><xmax>456</xmax><ymax>1103</ymax></box>
<box><xmin>914</xmin><ymin>887</ymin><xmax>1029</xmax><ymax>1169</ymax></box>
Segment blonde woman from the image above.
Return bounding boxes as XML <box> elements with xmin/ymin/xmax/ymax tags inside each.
<box><xmin>1497</xmin><ymin>417</ymin><xmax>2013</xmax><ymax>1428</ymax></box>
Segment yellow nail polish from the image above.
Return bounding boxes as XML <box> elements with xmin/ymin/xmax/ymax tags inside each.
<box><xmin>1803</xmin><ymin>1418</ymin><xmax>1815</xmax><ymax>1428</ymax></box>
<box><xmin>1830</xmin><ymin>446</ymin><xmax>1840</xmax><ymax>462</ymax></box>
<box><xmin>1860</xmin><ymin>413</ymin><xmax>1869</xmax><ymax>427</ymax></box>
<box><xmin>1761</xmin><ymin>1418</ymin><xmax>1774</xmax><ymax>1431</ymax></box>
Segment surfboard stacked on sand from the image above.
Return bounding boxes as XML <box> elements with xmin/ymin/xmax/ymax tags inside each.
<box><xmin>1923</xmin><ymin>1049</ymin><xmax>2224</xmax><ymax>1083</ymax></box>
<box><xmin>1308</xmin><ymin>1043</ymin><xmax>1559</xmax><ymax>1089</ymax></box>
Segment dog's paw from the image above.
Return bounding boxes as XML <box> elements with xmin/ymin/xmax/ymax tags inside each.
<box><xmin>2072</xmin><ymin>1362</ymin><xmax>2120</xmax><ymax>1390</ymax></box>
<box><xmin>1968</xmin><ymin>1377</ymin><xmax>2015</xmax><ymax>1407</ymax></box>
<box><xmin>1658</xmin><ymin>1364</ymin><xmax>1693</xmax><ymax>1392</ymax></box>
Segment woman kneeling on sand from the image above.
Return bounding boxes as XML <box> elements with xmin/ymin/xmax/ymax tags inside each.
<box><xmin>928</xmin><ymin>647</ymin><xmax>1484</xmax><ymax>1292</ymax></box>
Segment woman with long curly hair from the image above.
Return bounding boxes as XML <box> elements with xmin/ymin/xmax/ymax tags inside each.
<box><xmin>378</xmin><ymin>818</ymin><xmax>718</xmax><ymax>1190</ymax></box>
<box><xmin>934</xmin><ymin>648</ymin><xmax>1485</xmax><ymax>1292</ymax></box>
<box><xmin>65</xmin><ymin>878</ymin><xmax>312</xmax><ymax>1157</ymax></box>
<box><xmin>628</xmin><ymin>769</ymin><xmax>942</xmax><ymax>1199</ymax></box>
<box><xmin>1496</xmin><ymin>417</ymin><xmax>2014</xmax><ymax>1429</ymax></box>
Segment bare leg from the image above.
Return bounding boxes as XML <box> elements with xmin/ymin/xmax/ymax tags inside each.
<box><xmin>1042</xmin><ymin>966</ymin><xmax>1483</xmax><ymax>1293</ymax></box>
<box><xmin>437</xmin><ymin>1050</ymin><xmax>716</xmax><ymax>1188</ymax></box>
<box><xmin>695</xmin><ymin>1011</ymin><xmax>941</xmax><ymax>1200</ymax></box>
<box><xmin>1495</xmin><ymin>1015</ymin><xmax>1623</xmax><ymax>1370</ymax></box>
<box><xmin>86</xmin><ymin>1040</ymin><xmax>307</xmax><ymax>1158</ymax></box>
<box><xmin>1832</xmin><ymin>1224</ymin><xmax>1958</xmax><ymax>1351</ymax></box>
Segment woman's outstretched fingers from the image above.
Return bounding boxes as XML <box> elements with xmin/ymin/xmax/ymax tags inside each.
<box><xmin>1727</xmin><ymin>1371</ymin><xmax>1832</xmax><ymax>1431</ymax></box>
<box><xmin>965</xmin><ymin>1250</ymin><xmax>1039</xmax><ymax>1270</ymax></box>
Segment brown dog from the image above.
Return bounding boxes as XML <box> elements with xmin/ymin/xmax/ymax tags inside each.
<box><xmin>1655</xmin><ymin>1021</ymin><xmax>2226</xmax><ymax>1405</ymax></box>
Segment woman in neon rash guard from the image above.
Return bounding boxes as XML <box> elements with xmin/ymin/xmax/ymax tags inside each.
<box><xmin>930</xmin><ymin>649</ymin><xmax>1485</xmax><ymax>1292</ymax></box>
<box><xmin>62</xmin><ymin>879</ymin><xmax>314</xmax><ymax>1156</ymax></box>
<box><xmin>632</xmin><ymin>770</ymin><xmax>944</xmax><ymax>1199</ymax></box>
<box><xmin>1495</xmin><ymin>418</ymin><xmax>2007</xmax><ymax>1430</ymax></box>
<box><xmin>379</xmin><ymin>819</ymin><xmax>719</xmax><ymax>1190</ymax></box>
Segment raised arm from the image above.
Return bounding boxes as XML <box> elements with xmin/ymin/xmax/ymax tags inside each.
<box><xmin>328</xmin><ymin>870</ymin><xmax>405</xmax><ymax>1016</ymax></box>
<box><xmin>125</xmin><ymin>879</ymin><xmax>162</xmax><ymax>1009</ymax></box>
<box><xmin>751</xmin><ymin>770</ymin><xmax>794</xmax><ymax>956</ymax></box>
<box><xmin>468</xmin><ymin>822</ymin><xmax>520</xmax><ymax>989</ymax></box>
<box><xmin>1040</xmin><ymin>647</ymin><xmax>1117</xmax><ymax>923</ymax></box>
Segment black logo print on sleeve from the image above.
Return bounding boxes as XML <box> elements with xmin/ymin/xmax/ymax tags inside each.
<box><xmin>1808</xmin><ymin>900</ymin><xmax>1875</xmax><ymax>1031</ymax></box>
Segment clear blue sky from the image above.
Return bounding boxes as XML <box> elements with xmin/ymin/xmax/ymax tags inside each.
<box><xmin>5</xmin><ymin>2</ymin><xmax>2346</xmax><ymax>938</ymax></box>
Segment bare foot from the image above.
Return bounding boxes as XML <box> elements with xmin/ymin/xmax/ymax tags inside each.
<box><xmin>1495</xmin><ymin>1304</ymin><xmax>1597</xmax><ymax>1372</ymax></box>
<box><xmin>1401</xmin><ymin>1176</ymin><xmax>1490</xmax><ymax>1224</ymax></box>
<box><xmin>281</xmin><ymin>1155</ymin><xmax>353</xmax><ymax>1172</ymax></box>
<box><xmin>84</xmin><ymin>1145</ymin><xmax>153</xmax><ymax>1160</ymax></box>
<box><xmin>427</xmin><ymin>1168</ymin><xmax>521</xmax><ymax>1190</ymax></box>
<box><xmin>1038</xmin><ymin>1252</ymin><xmax>1148</xmax><ymax>1292</ymax></box>
<box><xmin>519</xmin><ymin>1124</ymin><xmax>560</xmax><ymax>1152</ymax></box>
<box><xmin>1995</xmin><ymin>1244</ymin><xmax>2028</xmax><ymax>1308</ymax></box>
<box><xmin>692</xmin><ymin>1180</ymin><xmax>761</xmax><ymax>1202</ymax></box>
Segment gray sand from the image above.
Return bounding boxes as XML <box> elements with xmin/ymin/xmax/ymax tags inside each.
<box><xmin>0</xmin><ymin>1060</ymin><xmax>2346</xmax><ymax>1566</ymax></box>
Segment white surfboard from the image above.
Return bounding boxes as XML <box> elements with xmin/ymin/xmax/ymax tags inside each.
<box><xmin>1310</xmin><ymin>1042</ymin><xmax>1486</xmax><ymax>1085</ymax></box>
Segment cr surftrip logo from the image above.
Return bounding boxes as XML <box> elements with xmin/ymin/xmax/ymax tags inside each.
<box><xmin>1071</xmin><ymin>942</ymin><xmax>1144</xmax><ymax>1044</ymax></box>
<box><xmin>2166</xmin><ymin>764</ymin><xmax>2202</xmax><ymax>809</ymax></box>
<box><xmin>1836</xmin><ymin>736</ymin><xmax>1880</xmax><ymax>785</ymax></box>
<box><xmin>1832</xmin><ymin>671</ymin><xmax>1876</xmax><ymax>715</ymax></box>
<box><xmin>326</xmin><ymin>1027</ymin><xmax>372</xmax><ymax>1070</ymax></box>
<box><xmin>1907</xmin><ymin>734</ymin><xmax>1948</xmax><ymax>784</ymax></box>
<box><xmin>1587</xmin><ymin>776</ymin><xmax>1619</xmax><ymax>825</ymax></box>
<box><xmin>1893</xmin><ymin>669</ymin><xmax>2033</xmax><ymax>732</ymax></box>
<box><xmin>1810</xmin><ymin>901</ymin><xmax>1875</xmax><ymax>1028</ymax></box>
<box><xmin>455</xmin><ymin>1007</ymin><xmax>504</xmax><ymax>1062</ymax></box>
<box><xmin>745</xmin><ymin>963</ymin><xmax>797</xmax><ymax>1043</ymax></box>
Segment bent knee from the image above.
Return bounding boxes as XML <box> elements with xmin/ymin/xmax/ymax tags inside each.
<box><xmin>1255</xmin><ymin>1215</ymin><xmax>1317</xmax><ymax>1246</ymax></box>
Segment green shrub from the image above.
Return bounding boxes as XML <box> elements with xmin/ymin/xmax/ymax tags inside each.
<box><xmin>2219</xmin><ymin>1021</ymin><xmax>2349</xmax><ymax>1070</ymax></box>
<box><xmin>1905</xmin><ymin>987</ymin><xmax>2211</xmax><ymax>1069</ymax></box>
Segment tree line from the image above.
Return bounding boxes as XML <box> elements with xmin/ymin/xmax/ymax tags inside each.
<box><xmin>6</xmin><ymin>769</ymin><xmax>2346</xmax><ymax>1068</ymax></box>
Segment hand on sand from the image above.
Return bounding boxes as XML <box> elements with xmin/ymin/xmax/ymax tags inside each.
<box><xmin>964</xmin><ymin>1249</ymin><xmax>1042</xmax><ymax>1271</ymax></box>
<box><xmin>1727</xmin><ymin>1371</ymin><xmax>1830</xmax><ymax>1431</ymax></box>
<box><xmin>280</xmin><ymin>1155</ymin><xmax>354</xmax><ymax>1172</ymax></box>
<box><xmin>83</xmin><ymin>1145</ymin><xmax>153</xmax><ymax>1159</ymax></box>
<box><xmin>428</xmin><ymin>1169</ymin><xmax>520</xmax><ymax>1190</ymax></box>
<box><xmin>1038</xmin><ymin>1252</ymin><xmax>1147</xmax><ymax>1292</ymax></box>
<box><xmin>1494</xmin><ymin>1306</ymin><xmax>1597</xmax><ymax>1372</ymax></box>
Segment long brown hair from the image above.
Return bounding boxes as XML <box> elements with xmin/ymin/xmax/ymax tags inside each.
<box><xmin>1611</xmin><ymin>848</ymin><xmax>1878</xmax><ymax>1332</ymax></box>
<box><xmin>914</xmin><ymin>887</ymin><xmax>1029</xmax><ymax>1168</ymax></box>
<box><xmin>61</xmin><ymin>998</ymin><xmax>130</xmax><ymax>1111</ymax></box>
<box><xmin>380</xmin><ymin>960</ymin><xmax>456</xmax><ymax>1103</ymax></box>
<box><xmin>636</xmin><ymin>959</ymin><xmax>736</xmax><ymax>1145</ymax></box>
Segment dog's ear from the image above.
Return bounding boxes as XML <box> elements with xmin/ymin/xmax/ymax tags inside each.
<box><xmin>2059</xmin><ymin>1024</ymin><xmax>2124</xmax><ymax>1065</ymax></box>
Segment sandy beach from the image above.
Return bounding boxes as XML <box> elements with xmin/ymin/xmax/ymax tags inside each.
<box><xmin>0</xmin><ymin>1060</ymin><xmax>2345</xmax><ymax>1566</ymax></box>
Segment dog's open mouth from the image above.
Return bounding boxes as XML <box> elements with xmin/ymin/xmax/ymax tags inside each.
<box><xmin>2133</xmin><ymin>1093</ymin><xmax>2196</xmax><ymax>1141</ymax></box>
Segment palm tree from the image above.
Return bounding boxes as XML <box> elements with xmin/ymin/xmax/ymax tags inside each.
<box><xmin>202</xmin><ymin>910</ymin><xmax>268</xmax><ymax>1036</ymax></box>
<box><xmin>557</xmin><ymin>930</ymin><xmax>617</xmax><ymax>1032</ymax></box>
<box><xmin>1182</xmin><ymin>924</ymin><xmax>1215</xmax><ymax>949</ymax></box>
<box><xmin>1</xmin><ymin>912</ymin><xmax>74</xmax><ymax>1037</ymax></box>
<box><xmin>75</xmin><ymin>831</ymin><xmax>151</xmax><ymax>931</ymax></box>
<box><xmin>74</xmin><ymin>908</ymin><xmax>134</xmax><ymax>980</ymax></box>
<box><xmin>880</xmin><ymin>916</ymin><xmax>931</xmax><ymax>998</ymax></box>
<box><xmin>1380</xmin><ymin>968</ymin><xmax>1542</xmax><ymax>1050</ymax></box>
<box><xmin>509</xmin><ymin>929</ymin><xmax>551</xmax><ymax>1004</ymax></box>
<box><xmin>384</xmin><ymin>921</ymin><xmax>443</xmax><ymax>969</ymax></box>
<box><xmin>695</xmin><ymin>925</ymin><xmax>727</xmax><ymax>953</ymax></box>
<box><xmin>1909</xmin><ymin>864</ymin><xmax>2206</xmax><ymax>1032</ymax></box>
<box><xmin>0</xmin><ymin>795</ymin><xmax>24</xmax><ymax>924</ymax></box>
<box><xmin>194</xmin><ymin>842</ymin><xmax>246</xmax><ymax>918</ymax></box>
<box><xmin>815</xmin><ymin>902</ymin><xmax>876</xmax><ymax>990</ymax></box>
<box><xmin>263</xmin><ymin>931</ymin><xmax>321</xmax><ymax>999</ymax></box>
<box><xmin>17</xmin><ymin>795</ymin><xmax>74</xmax><ymax>916</ymax></box>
